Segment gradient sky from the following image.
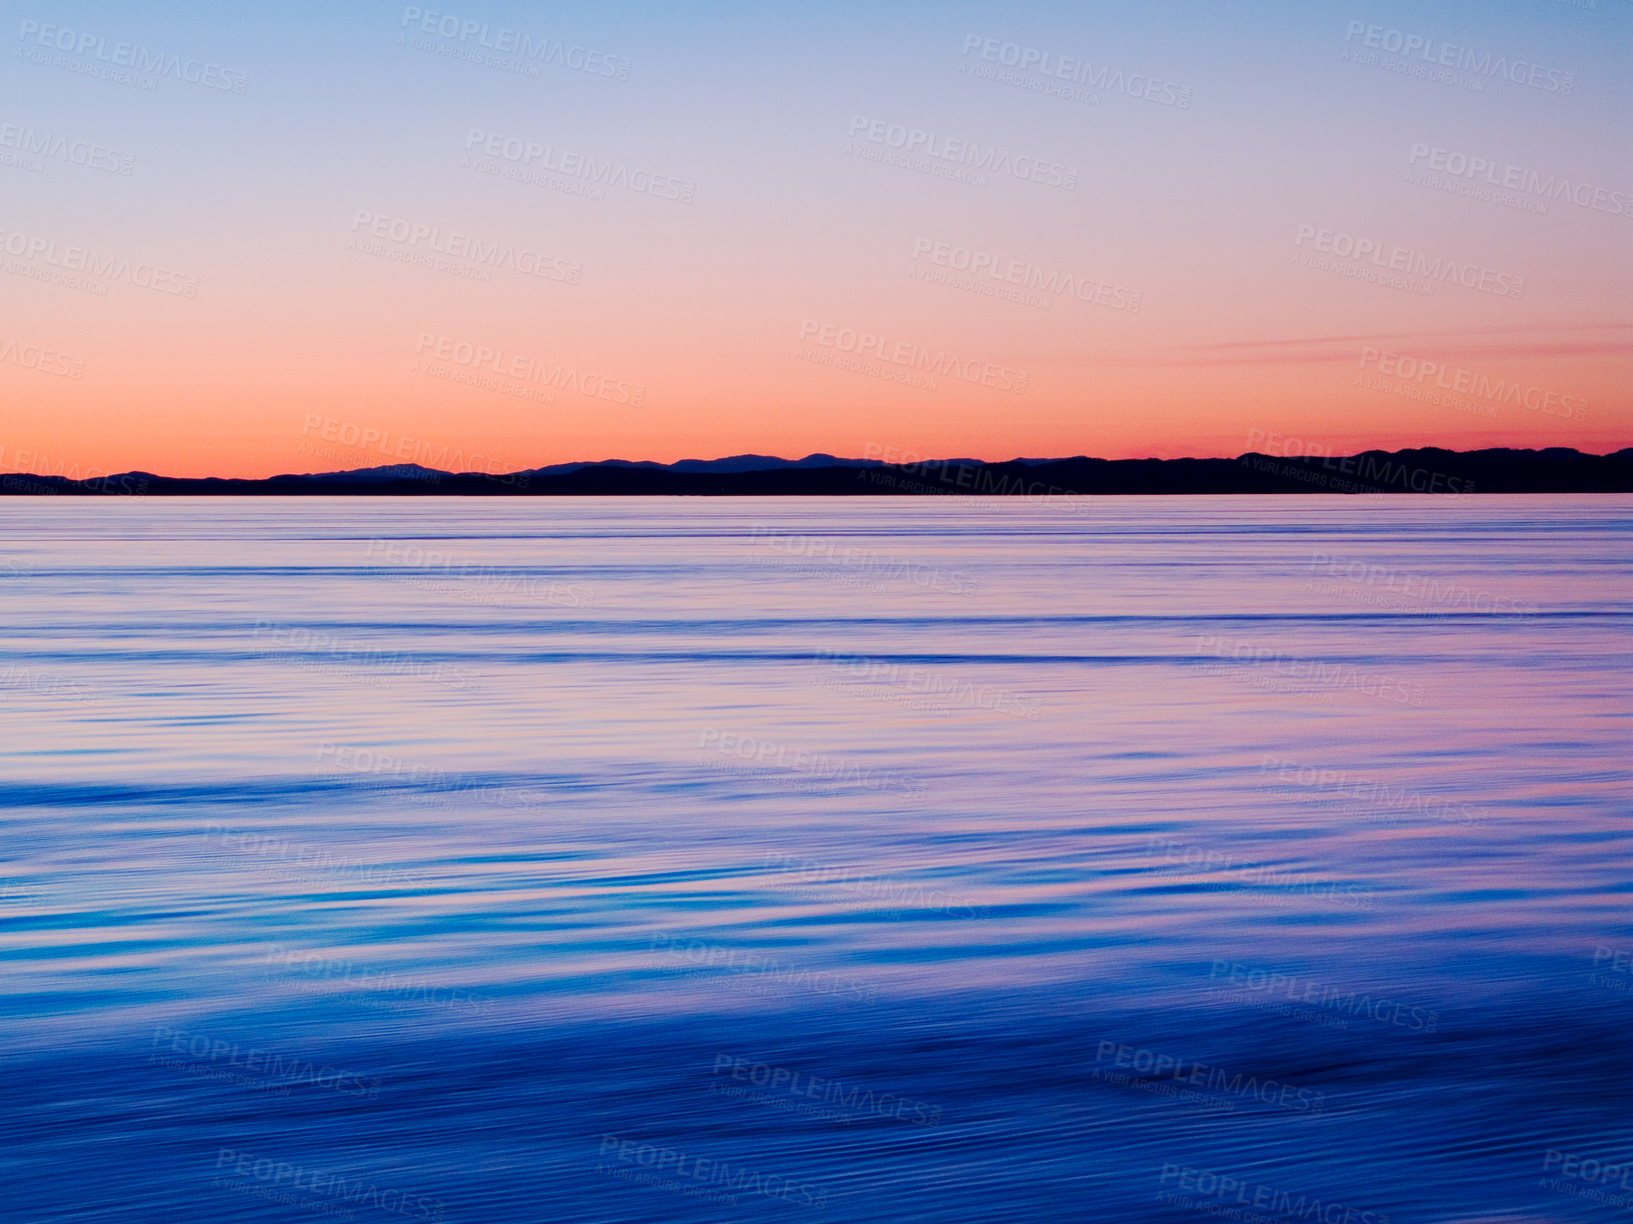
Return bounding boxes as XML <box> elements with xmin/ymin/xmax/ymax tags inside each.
<box><xmin>1</xmin><ymin>0</ymin><xmax>1629</xmax><ymax>478</ymax></box>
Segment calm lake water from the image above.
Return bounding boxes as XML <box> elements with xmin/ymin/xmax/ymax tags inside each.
<box><xmin>1</xmin><ymin>495</ymin><xmax>1629</xmax><ymax>1223</ymax></box>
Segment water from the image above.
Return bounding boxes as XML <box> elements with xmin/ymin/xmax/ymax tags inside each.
<box><xmin>1</xmin><ymin>495</ymin><xmax>1628</xmax><ymax>1223</ymax></box>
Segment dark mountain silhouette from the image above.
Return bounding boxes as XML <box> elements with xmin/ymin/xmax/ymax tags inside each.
<box><xmin>518</xmin><ymin>453</ymin><xmax>893</xmax><ymax>477</ymax></box>
<box><xmin>4</xmin><ymin>448</ymin><xmax>1630</xmax><ymax>495</ymax></box>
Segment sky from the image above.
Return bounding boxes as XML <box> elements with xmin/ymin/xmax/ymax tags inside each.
<box><xmin>1</xmin><ymin>0</ymin><xmax>1629</xmax><ymax>479</ymax></box>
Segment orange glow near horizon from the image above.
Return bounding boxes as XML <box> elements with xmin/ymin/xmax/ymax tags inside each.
<box><xmin>2</xmin><ymin>4</ymin><xmax>1628</xmax><ymax>479</ymax></box>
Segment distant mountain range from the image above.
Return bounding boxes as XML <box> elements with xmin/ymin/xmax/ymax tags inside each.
<box><xmin>3</xmin><ymin>448</ymin><xmax>1631</xmax><ymax>496</ymax></box>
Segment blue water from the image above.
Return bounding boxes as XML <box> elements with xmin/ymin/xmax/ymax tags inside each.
<box><xmin>1</xmin><ymin>495</ymin><xmax>1629</xmax><ymax>1222</ymax></box>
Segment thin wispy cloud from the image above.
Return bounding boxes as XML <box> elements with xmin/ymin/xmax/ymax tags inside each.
<box><xmin>1081</xmin><ymin>325</ymin><xmax>1633</xmax><ymax>368</ymax></box>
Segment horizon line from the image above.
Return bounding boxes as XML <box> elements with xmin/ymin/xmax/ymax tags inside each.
<box><xmin>6</xmin><ymin>443</ymin><xmax>1633</xmax><ymax>486</ymax></box>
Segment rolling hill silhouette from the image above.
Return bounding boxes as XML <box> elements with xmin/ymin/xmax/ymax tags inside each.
<box><xmin>3</xmin><ymin>448</ymin><xmax>1630</xmax><ymax>495</ymax></box>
